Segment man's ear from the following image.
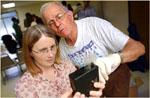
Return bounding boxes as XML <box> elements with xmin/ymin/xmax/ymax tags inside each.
<box><xmin>67</xmin><ymin>11</ymin><xmax>74</xmax><ymax>20</ymax></box>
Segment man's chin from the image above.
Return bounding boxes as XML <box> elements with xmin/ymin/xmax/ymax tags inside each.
<box><xmin>59</xmin><ymin>33</ymin><xmax>67</xmax><ymax>37</ymax></box>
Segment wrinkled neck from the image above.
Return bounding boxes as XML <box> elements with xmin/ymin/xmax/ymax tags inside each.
<box><xmin>65</xmin><ymin>23</ymin><xmax>78</xmax><ymax>46</ymax></box>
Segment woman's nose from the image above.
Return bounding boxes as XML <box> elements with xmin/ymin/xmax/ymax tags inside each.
<box><xmin>47</xmin><ymin>50</ymin><xmax>54</xmax><ymax>57</ymax></box>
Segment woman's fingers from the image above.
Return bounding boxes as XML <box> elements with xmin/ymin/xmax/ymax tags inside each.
<box><xmin>73</xmin><ymin>92</ymin><xmax>85</xmax><ymax>98</ymax></box>
<box><xmin>90</xmin><ymin>90</ymin><xmax>102</xmax><ymax>97</ymax></box>
<box><xmin>61</xmin><ymin>88</ymin><xmax>73</xmax><ymax>98</ymax></box>
<box><xmin>80</xmin><ymin>94</ymin><xmax>85</xmax><ymax>98</ymax></box>
<box><xmin>94</xmin><ymin>82</ymin><xmax>105</xmax><ymax>89</ymax></box>
<box><xmin>62</xmin><ymin>83</ymin><xmax>105</xmax><ymax>97</ymax></box>
<box><xmin>89</xmin><ymin>82</ymin><xmax>105</xmax><ymax>97</ymax></box>
<box><xmin>73</xmin><ymin>92</ymin><xmax>81</xmax><ymax>97</ymax></box>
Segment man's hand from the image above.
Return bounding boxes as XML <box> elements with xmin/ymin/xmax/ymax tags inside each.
<box><xmin>94</xmin><ymin>53</ymin><xmax>121</xmax><ymax>83</ymax></box>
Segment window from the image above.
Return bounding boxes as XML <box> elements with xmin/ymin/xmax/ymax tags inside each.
<box><xmin>1</xmin><ymin>11</ymin><xmax>18</xmax><ymax>43</ymax></box>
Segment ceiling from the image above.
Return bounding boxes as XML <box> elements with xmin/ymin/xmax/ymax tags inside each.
<box><xmin>1</xmin><ymin>1</ymin><xmax>43</xmax><ymax>9</ymax></box>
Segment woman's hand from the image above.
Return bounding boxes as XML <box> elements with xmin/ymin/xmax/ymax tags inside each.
<box><xmin>89</xmin><ymin>82</ymin><xmax>105</xmax><ymax>97</ymax></box>
<box><xmin>61</xmin><ymin>82</ymin><xmax>105</xmax><ymax>98</ymax></box>
<box><xmin>61</xmin><ymin>88</ymin><xmax>85</xmax><ymax>98</ymax></box>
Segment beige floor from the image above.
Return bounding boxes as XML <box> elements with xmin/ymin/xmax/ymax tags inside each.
<box><xmin>1</xmin><ymin>64</ymin><xmax>26</xmax><ymax>97</ymax></box>
<box><xmin>1</xmin><ymin>64</ymin><xmax>149</xmax><ymax>97</ymax></box>
<box><xmin>130</xmin><ymin>70</ymin><xmax>149</xmax><ymax>97</ymax></box>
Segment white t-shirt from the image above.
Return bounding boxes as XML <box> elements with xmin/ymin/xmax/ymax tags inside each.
<box><xmin>59</xmin><ymin>17</ymin><xmax>129</xmax><ymax>72</ymax></box>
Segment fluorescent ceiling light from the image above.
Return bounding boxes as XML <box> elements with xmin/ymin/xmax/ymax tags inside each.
<box><xmin>2</xmin><ymin>3</ymin><xmax>15</xmax><ymax>8</ymax></box>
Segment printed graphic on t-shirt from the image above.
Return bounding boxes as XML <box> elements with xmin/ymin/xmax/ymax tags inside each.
<box><xmin>67</xmin><ymin>40</ymin><xmax>102</xmax><ymax>67</ymax></box>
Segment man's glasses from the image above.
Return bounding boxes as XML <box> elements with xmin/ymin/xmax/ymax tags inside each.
<box><xmin>32</xmin><ymin>44</ymin><xmax>58</xmax><ymax>55</ymax></box>
<box><xmin>47</xmin><ymin>12</ymin><xmax>68</xmax><ymax>27</ymax></box>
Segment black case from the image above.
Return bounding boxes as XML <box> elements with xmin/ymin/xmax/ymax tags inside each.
<box><xmin>69</xmin><ymin>63</ymin><xmax>99</xmax><ymax>97</ymax></box>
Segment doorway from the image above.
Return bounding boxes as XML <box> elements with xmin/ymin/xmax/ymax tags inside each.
<box><xmin>128</xmin><ymin>1</ymin><xmax>149</xmax><ymax>66</ymax></box>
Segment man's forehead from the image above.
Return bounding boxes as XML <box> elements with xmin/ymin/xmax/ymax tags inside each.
<box><xmin>44</xmin><ymin>4</ymin><xmax>64</xmax><ymax>15</ymax></box>
<box><xmin>46</xmin><ymin>4</ymin><xmax>62</xmax><ymax>11</ymax></box>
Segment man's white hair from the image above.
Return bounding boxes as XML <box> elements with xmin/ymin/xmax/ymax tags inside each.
<box><xmin>40</xmin><ymin>2</ymin><xmax>68</xmax><ymax>24</ymax></box>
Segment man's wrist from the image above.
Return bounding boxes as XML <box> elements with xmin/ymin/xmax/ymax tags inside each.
<box><xmin>118</xmin><ymin>51</ymin><xmax>124</xmax><ymax>63</ymax></box>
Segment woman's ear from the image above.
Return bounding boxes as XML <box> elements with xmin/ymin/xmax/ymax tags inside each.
<box><xmin>30</xmin><ymin>52</ymin><xmax>33</xmax><ymax>57</ymax></box>
<box><xmin>67</xmin><ymin>11</ymin><xmax>74</xmax><ymax>20</ymax></box>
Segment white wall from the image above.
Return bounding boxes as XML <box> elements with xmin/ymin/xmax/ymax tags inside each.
<box><xmin>2</xmin><ymin>1</ymin><xmax>129</xmax><ymax>34</ymax></box>
<box><xmin>102</xmin><ymin>1</ymin><xmax>129</xmax><ymax>35</ymax></box>
<box><xmin>90</xmin><ymin>1</ymin><xmax>104</xmax><ymax>18</ymax></box>
<box><xmin>2</xmin><ymin>1</ymin><xmax>48</xmax><ymax>31</ymax></box>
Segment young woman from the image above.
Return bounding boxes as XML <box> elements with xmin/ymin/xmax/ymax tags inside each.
<box><xmin>14</xmin><ymin>24</ymin><xmax>104</xmax><ymax>98</ymax></box>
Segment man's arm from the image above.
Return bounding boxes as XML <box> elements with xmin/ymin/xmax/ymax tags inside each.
<box><xmin>94</xmin><ymin>38</ymin><xmax>145</xmax><ymax>83</ymax></box>
<box><xmin>121</xmin><ymin>38</ymin><xmax>145</xmax><ymax>63</ymax></box>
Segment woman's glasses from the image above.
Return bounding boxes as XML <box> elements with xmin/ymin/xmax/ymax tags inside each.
<box><xmin>32</xmin><ymin>44</ymin><xmax>58</xmax><ymax>55</ymax></box>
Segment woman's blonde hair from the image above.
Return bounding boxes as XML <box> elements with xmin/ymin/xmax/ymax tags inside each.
<box><xmin>23</xmin><ymin>24</ymin><xmax>61</xmax><ymax>77</ymax></box>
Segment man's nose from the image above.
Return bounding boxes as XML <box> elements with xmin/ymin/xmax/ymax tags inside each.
<box><xmin>54</xmin><ymin>20</ymin><xmax>61</xmax><ymax>27</ymax></box>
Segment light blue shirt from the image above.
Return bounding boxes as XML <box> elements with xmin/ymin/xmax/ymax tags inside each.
<box><xmin>78</xmin><ymin>5</ymin><xmax>96</xmax><ymax>19</ymax></box>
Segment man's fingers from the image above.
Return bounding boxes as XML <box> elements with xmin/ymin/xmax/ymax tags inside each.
<box><xmin>99</xmin><ymin>62</ymin><xmax>109</xmax><ymax>81</ymax></box>
<box><xmin>103</xmin><ymin>58</ymin><xmax>112</xmax><ymax>75</ymax></box>
<box><xmin>104</xmin><ymin>62</ymin><xmax>112</xmax><ymax>75</ymax></box>
<box><xmin>98</xmin><ymin>70</ymin><xmax>106</xmax><ymax>84</ymax></box>
<box><xmin>61</xmin><ymin>88</ymin><xmax>73</xmax><ymax>98</ymax></box>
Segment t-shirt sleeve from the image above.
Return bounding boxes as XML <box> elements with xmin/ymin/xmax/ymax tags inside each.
<box><xmin>93</xmin><ymin>18</ymin><xmax>129</xmax><ymax>52</ymax></box>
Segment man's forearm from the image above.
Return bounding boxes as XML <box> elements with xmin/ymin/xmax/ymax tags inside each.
<box><xmin>121</xmin><ymin>38</ymin><xmax>145</xmax><ymax>63</ymax></box>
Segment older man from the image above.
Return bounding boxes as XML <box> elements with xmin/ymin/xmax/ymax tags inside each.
<box><xmin>40</xmin><ymin>2</ymin><xmax>145</xmax><ymax>97</ymax></box>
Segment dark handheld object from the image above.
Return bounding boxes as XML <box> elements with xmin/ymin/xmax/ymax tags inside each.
<box><xmin>69</xmin><ymin>63</ymin><xmax>99</xmax><ymax>97</ymax></box>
